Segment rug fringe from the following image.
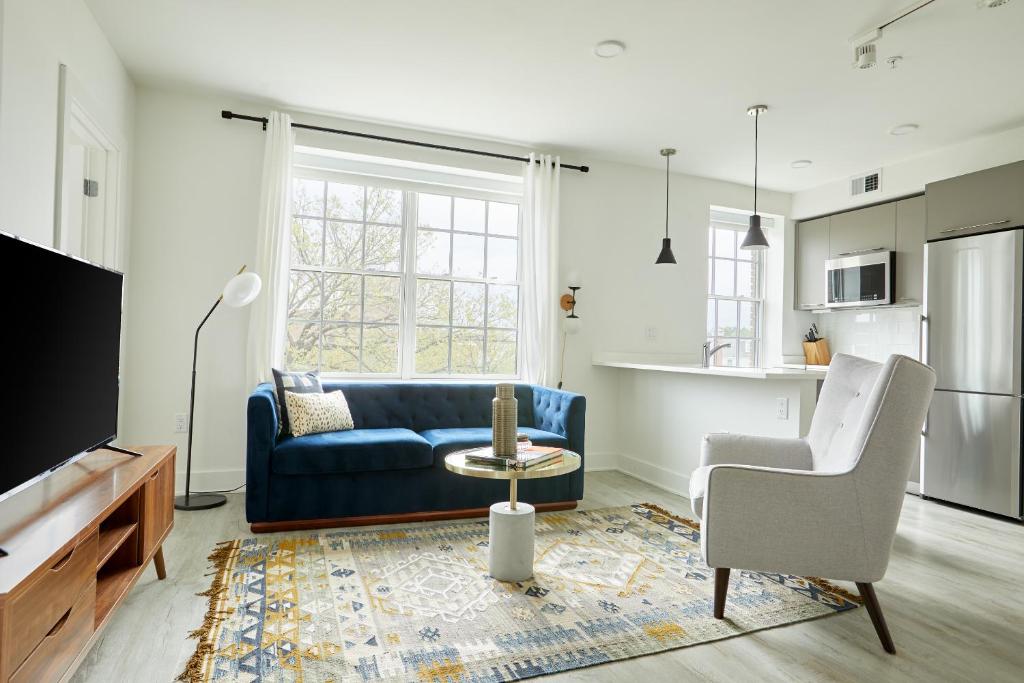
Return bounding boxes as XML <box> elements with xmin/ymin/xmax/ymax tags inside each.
<box><xmin>636</xmin><ymin>502</ymin><xmax>863</xmax><ymax>605</ymax></box>
<box><xmin>176</xmin><ymin>540</ymin><xmax>240</xmax><ymax>683</ymax></box>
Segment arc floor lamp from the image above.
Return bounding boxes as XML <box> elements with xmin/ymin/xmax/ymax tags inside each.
<box><xmin>174</xmin><ymin>266</ymin><xmax>262</xmax><ymax>511</ymax></box>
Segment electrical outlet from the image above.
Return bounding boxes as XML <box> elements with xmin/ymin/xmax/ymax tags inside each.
<box><xmin>174</xmin><ymin>413</ymin><xmax>189</xmax><ymax>433</ymax></box>
<box><xmin>645</xmin><ymin>326</ymin><xmax>658</xmax><ymax>340</ymax></box>
<box><xmin>775</xmin><ymin>398</ymin><xmax>789</xmax><ymax>420</ymax></box>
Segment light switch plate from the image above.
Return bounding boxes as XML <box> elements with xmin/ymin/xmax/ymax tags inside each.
<box><xmin>775</xmin><ymin>397</ymin><xmax>789</xmax><ymax>420</ymax></box>
<box><xmin>174</xmin><ymin>413</ymin><xmax>189</xmax><ymax>433</ymax></box>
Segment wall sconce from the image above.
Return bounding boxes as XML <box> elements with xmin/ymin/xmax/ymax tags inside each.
<box><xmin>560</xmin><ymin>270</ymin><xmax>582</xmax><ymax>319</ymax></box>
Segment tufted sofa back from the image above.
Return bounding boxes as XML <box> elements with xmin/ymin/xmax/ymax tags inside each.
<box><xmin>321</xmin><ymin>382</ymin><xmax>537</xmax><ymax>432</ymax></box>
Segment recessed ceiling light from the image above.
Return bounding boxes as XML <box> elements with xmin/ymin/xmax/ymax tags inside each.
<box><xmin>890</xmin><ymin>123</ymin><xmax>919</xmax><ymax>136</ymax></box>
<box><xmin>594</xmin><ymin>40</ymin><xmax>626</xmax><ymax>58</ymax></box>
<box><xmin>791</xmin><ymin>160</ymin><xmax>813</xmax><ymax>169</ymax></box>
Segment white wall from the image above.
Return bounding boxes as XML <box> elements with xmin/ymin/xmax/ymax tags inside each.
<box><xmin>792</xmin><ymin>124</ymin><xmax>1024</xmax><ymax>219</ymax></box>
<box><xmin>0</xmin><ymin>0</ymin><xmax>134</xmax><ymax>249</ymax></box>
<box><xmin>124</xmin><ymin>86</ymin><xmax>810</xmax><ymax>492</ymax></box>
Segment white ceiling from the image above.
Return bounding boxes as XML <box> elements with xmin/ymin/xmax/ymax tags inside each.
<box><xmin>86</xmin><ymin>0</ymin><xmax>1024</xmax><ymax>192</ymax></box>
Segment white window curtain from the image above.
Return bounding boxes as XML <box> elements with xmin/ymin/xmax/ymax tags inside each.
<box><xmin>246</xmin><ymin>111</ymin><xmax>294</xmax><ymax>388</ymax></box>
<box><xmin>520</xmin><ymin>153</ymin><xmax>560</xmax><ymax>386</ymax></box>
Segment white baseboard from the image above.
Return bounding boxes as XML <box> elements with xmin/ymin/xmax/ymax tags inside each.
<box><xmin>175</xmin><ymin>468</ymin><xmax>246</xmax><ymax>496</ymax></box>
<box><xmin>615</xmin><ymin>454</ymin><xmax>690</xmax><ymax>498</ymax></box>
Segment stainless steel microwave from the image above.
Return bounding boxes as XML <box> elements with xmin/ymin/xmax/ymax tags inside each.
<box><xmin>826</xmin><ymin>250</ymin><xmax>895</xmax><ymax>308</ymax></box>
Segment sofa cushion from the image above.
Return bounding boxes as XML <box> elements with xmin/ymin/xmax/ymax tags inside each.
<box><xmin>272</xmin><ymin>428</ymin><xmax>432</xmax><ymax>475</ymax></box>
<box><xmin>419</xmin><ymin>426</ymin><xmax>569</xmax><ymax>461</ymax></box>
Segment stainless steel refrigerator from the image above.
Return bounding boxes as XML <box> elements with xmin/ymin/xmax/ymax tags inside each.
<box><xmin>922</xmin><ymin>228</ymin><xmax>1023</xmax><ymax>519</ymax></box>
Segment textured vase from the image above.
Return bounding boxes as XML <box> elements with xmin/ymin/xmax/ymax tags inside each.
<box><xmin>492</xmin><ymin>384</ymin><xmax>518</xmax><ymax>457</ymax></box>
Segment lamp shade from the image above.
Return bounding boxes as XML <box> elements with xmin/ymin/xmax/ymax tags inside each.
<box><xmin>223</xmin><ymin>271</ymin><xmax>262</xmax><ymax>307</ymax></box>
<box><xmin>655</xmin><ymin>238</ymin><xmax>677</xmax><ymax>264</ymax></box>
<box><xmin>740</xmin><ymin>214</ymin><xmax>770</xmax><ymax>250</ymax></box>
<box><xmin>563</xmin><ymin>316</ymin><xmax>583</xmax><ymax>335</ymax></box>
<box><xmin>566</xmin><ymin>270</ymin><xmax>583</xmax><ymax>288</ymax></box>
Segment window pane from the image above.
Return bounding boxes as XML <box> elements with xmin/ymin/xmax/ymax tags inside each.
<box><xmin>416</xmin><ymin>229</ymin><xmax>450</xmax><ymax>275</ymax></box>
<box><xmin>714</xmin><ymin>228</ymin><xmax>735</xmax><ymax>258</ymax></box>
<box><xmin>290</xmin><ymin>218</ymin><xmax>323</xmax><ymax>266</ymax></box>
<box><xmin>738</xmin><ymin>339</ymin><xmax>757</xmax><ymax>368</ymax></box>
<box><xmin>293</xmin><ymin>178</ymin><xmax>324</xmax><ymax>217</ymax></box>
<box><xmin>488</xmin><ymin>202</ymin><xmax>518</xmax><ymax>236</ymax></box>
<box><xmin>452</xmin><ymin>281</ymin><xmax>485</xmax><ymax>326</ymax></box>
<box><xmin>739</xmin><ymin>301</ymin><xmax>757</xmax><ymax>337</ymax></box>
<box><xmin>365</xmin><ymin>187</ymin><xmax>402</xmax><ymax>224</ymax></box>
<box><xmin>487</xmin><ymin>237</ymin><xmax>517</xmax><ymax>280</ymax></box>
<box><xmin>415</xmin><ymin>327</ymin><xmax>450</xmax><ymax>373</ymax></box>
<box><xmin>451</xmin><ymin>328</ymin><xmax>484</xmax><ymax>374</ymax></box>
<box><xmin>736</xmin><ymin>260</ymin><xmax>755</xmax><ymax>298</ymax></box>
<box><xmin>362</xmin><ymin>324</ymin><xmax>399</xmax><ymax>373</ymax></box>
<box><xmin>452</xmin><ymin>234</ymin><xmax>485</xmax><ymax>278</ymax></box>
<box><xmin>418</xmin><ymin>193</ymin><xmax>451</xmax><ymax>229</ymax></box>
<box><xmin>286</xmin><ymin>321</ymin><xmax>319</xmax><ymax>371</ymax></box>
<box><xmin>488</xmin><ymin>285</ymin><xmax>518</xmax><ymax>329</ymax></box>
<box><xmin>288</xmin><ymin>271</ymin><xmax>321</xmax><ymax>320</ymax></box>
<box><xmin>322</xmin><ymin>323</ymin><xmax>360</xmax><ymax>373</ymax></box>
<box><xmin>323</xmin><ymin>273</ymin><xmax>361</xmax><ymax>321</ymax></box>
<box><xmin>325</xmin><ymin>221</ymin><xmax>362</xmax><ymax>270</ymax></box>
<box><xmin>486</xmin><ymin>330</ymin><xmax>517</xmax><ymax>374</ymax></box>
<box><xmin>716</xmin><ymin>300</ymin><xmax>737</xmax><ymax>337</ymax></box>
<box><xmin>326</xmin><ymin>182</ymin><xmax>363</xmax><ymax>221</ymax></box>
<box><xmin>454</xmin><ymin>197</ymin><xmax>485</xmax><ymax>232</ymax></box>
<box><xmin>713</xmin><ymin>339</ymin><xmax>738</xmax><ymax>367</ymax></box>
<box><xmin>416</xmin><ymin>279</ymin><xmax>450</xmax><ymax>325</ymax></box>
<box><xmin>364</xmin><ymin>275</ymin><xmax>400</xmax><ymax>323</ymax></box>
<box><xmin>706</xmin><ymin>299</ymin><xmax>715</xmax><ymax>337</ymax></box>
<box><xmin>713</xmin><ymin>258</ymin><xmax>735</xmax><ymax>296</ymax></box>
<box><xmin>364</xmin><ymin>224</ymin><xmax>402</xmax><ymax>272</ymax></box>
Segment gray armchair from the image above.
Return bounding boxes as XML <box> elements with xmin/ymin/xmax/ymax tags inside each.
<box><xmin>689</xmin><ymin>354</ymin><xmax>935</xmax><ymax>653</ymax></box>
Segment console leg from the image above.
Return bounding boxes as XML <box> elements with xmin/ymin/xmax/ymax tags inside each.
<box><xmin>154</xmin><ymin>546</ymin><xmax>167</xmax><ymax>580</ymax></box>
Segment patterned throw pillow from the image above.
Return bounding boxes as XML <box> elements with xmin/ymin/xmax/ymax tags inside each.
<box><xmin>284</xmin><ymin>390</ymin><xmax>354</xmax><ymax>437</ymax></box>
<box><xmin>272</xmin><ymin>369</ymin><xmax>323</xmax><ymax>435</ymax></box>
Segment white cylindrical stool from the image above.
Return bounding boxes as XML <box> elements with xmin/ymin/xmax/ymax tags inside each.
<box><xmin>488</xmin><ymin>501</ymin><xmax>535</xmax><ymax>581</ymax></box>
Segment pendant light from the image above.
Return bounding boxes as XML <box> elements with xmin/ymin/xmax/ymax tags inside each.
<box><xmin>741</xmin><ymin>105</ymin><xmax>770</xmax><ymax>250</ymax></box>
<box><xmin>655</xmin><ymin>148</ymin><xmax>677</xmax><ymax>264</ymax></box>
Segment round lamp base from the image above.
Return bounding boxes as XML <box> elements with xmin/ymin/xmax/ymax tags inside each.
<box><xmin>174</xmin><ymin>493</ymin><xmax>227</xmax><ymax>511</ymax></box>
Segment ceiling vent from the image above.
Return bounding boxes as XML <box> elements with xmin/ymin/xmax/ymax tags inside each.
<box><xmin>850</xmin><ymin>169</ymin><xmax>882</xmax><ymax>196</ymax></box>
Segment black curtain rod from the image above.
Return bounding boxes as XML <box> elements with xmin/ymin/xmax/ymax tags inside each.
<box><xmin>221</xmin><ymin>110</ymin><xmax>589</xmax><ymax>173</ymax></box>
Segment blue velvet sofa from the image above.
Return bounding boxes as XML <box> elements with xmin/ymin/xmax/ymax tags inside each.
<box><xmin>246</xmin><ymin>382</ymin><xmax>585</xmax><ymax>530</ymax></box>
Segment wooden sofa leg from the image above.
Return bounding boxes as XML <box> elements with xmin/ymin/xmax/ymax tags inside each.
<box><xmin>856</xmin><ymin>582</ymin><xmax>896</xmax><ymax>654</ymax></box>
<box><xmin>714</xmin><ymin>567</ymin><xmax>730</xmax><ymax>619</ymax></box>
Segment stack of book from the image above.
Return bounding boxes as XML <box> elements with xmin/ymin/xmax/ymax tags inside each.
<box><xmin>463</xmin><ymin>446</ymin><xmax>564</xmax><ymax>470</ymax></box>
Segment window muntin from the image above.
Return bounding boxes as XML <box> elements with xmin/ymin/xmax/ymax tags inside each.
<box><xmin>285</xmin><ymin>176</ymin><xmax>520</xmax><ymax>378</ymax></box>
<box><xmin>706</xmin><ymin>211</ymin><xmax>768</xmax><ymax>368</ymax></box>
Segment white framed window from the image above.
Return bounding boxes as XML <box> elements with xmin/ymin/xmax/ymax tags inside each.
<box><xmin>705</xmin><ymin>208</ymin><xmax>770</xmax><ymax>368</ymax></box>
<box><xmin>285</xmin><ymin>164</ymin><xmax>522</xmax><ymax>379</ymax></box>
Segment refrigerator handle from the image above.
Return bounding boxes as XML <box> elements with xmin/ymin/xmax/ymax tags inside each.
<box><xmin>920</xmin><ymin>313</ymin><xmax>928</xmax><ymax>437</ymax></box>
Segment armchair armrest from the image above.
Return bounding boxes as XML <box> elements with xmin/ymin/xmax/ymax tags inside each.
<box><xmin>701</xmin><ymin>465</ymin><xmax>874</xmax><ymax>581</ymax></box>
<box><xmin>701</xmin><ymin>433</ymin><xmax>812</xmax><ymax>471</ymax></box>
<box><xmin>245</xmin><ymin>383</ymin><xmax>279</xmax><ymax>522</ymax></box>
<box><xmin>531</xmin><ymin>386</ymin><xmax>586</xmax><ymax>456</ymax></box>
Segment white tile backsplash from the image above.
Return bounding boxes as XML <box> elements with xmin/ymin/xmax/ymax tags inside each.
<box><xmin>816</xmin><ymin>306</ymin><xmax>921</xmax><ymax>363</ymax></box>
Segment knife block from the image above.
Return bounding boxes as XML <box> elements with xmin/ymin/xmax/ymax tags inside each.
<box><xmin>802</xmin><ymin>339</ymin><xmax>831</xmax><ymax>366</ymax></box>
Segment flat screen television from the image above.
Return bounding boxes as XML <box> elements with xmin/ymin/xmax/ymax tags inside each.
<box><xmin>0</xmin><ymin>232</ymin><xmax>124</xmax><ymax>503</ymax></box>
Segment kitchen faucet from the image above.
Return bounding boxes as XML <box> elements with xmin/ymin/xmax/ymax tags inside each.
<box><xmin>702</xmin><ymin>341</ymin><xmax>732</xmax><ymax>368</ymax></box>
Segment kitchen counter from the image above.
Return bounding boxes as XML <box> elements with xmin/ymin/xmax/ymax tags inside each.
<box><xmin>592</xmin><ymin>352</ymin><xmax>828</xmax><ymax>380</ymax></box>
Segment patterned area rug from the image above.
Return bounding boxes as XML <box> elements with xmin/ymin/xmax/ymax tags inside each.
<box><xmin>180</xmin><ymin>504</ymin><xmax>859</xmax><ymax>682</ymax></box>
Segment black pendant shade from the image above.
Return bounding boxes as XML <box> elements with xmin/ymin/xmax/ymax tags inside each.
<box><xmin>656</xmin><ymin>237</ymin><xmax>677</xmax><ymax>264</ymax></box>
<box><xmin>741</xmin><ymin>105</ymin><xmax>770</xmax><ymax>251</ymax></box>
<box><xmin>741</xmin><ymin>214</ymin><xmax>769</xmax><ymax>250</ymax></box>
<box><xmin>656</xmin><ymin>148</ymin><xmax>677</xmax><ymax>264</ymax></box>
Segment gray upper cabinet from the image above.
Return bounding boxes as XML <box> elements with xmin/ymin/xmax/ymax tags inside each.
<box><xmin>796</xmin><ymin>217</ymin><xmax>829</xmax><ymax>309</ymax></box>
<box><xmin>926</xmin><ymin>160</ymin><xmax>1024</xmax><ymax>240</ymax></box>
<box><xmin>828</xmin><ymin>203</ymin><xmax>897</xmax><ymax>257</ymax></box>
<box><xmin>895</xmin><ymin>195</ymin><xmax>926</xmax><ymax>303</ymax></box>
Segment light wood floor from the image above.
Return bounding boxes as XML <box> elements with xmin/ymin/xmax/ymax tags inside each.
<box><xmin>71</xmin><ymin>471</ymin><xmax>1024</xmax><ymax>682</ymax></box>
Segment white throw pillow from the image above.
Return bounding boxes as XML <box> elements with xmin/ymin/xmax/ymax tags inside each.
<box><xmin>284</xmin><ymin>390</ymin><xmax>354</xmax><ymax>437</ymax></box>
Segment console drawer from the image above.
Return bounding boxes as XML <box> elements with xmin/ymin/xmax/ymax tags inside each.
<box><xmin>7</xmin><ymin>531</ymin><xmax>97</xmax><ymax>672</ymax></box>
<box><xmin>9</xmin><ymin>582</ymin><xmax>96</xmax><ymax>683</ymax></box>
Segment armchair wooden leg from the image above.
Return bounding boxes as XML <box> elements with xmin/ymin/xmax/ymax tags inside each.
<box><xmin>714</xmin><ymin>568</ymin><xmax>730</xmax><ymax>619</ymax></box>
<box><xmin>856</xmin><ymin>582</ymin><xmax>895</xmax><ymax>654</ymax></box>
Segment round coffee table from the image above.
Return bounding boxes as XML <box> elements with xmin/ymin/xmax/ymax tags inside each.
<box><xmin>445</xmin><ymin>449</ymin><xmax>581</xmax><ymax>581</ymax></box>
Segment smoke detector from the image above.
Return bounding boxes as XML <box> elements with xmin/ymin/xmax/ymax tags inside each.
<box><xmin>978</xmin><ymin>0</ymin><xmax>1010</xmax><ymax>7</ymax></box>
